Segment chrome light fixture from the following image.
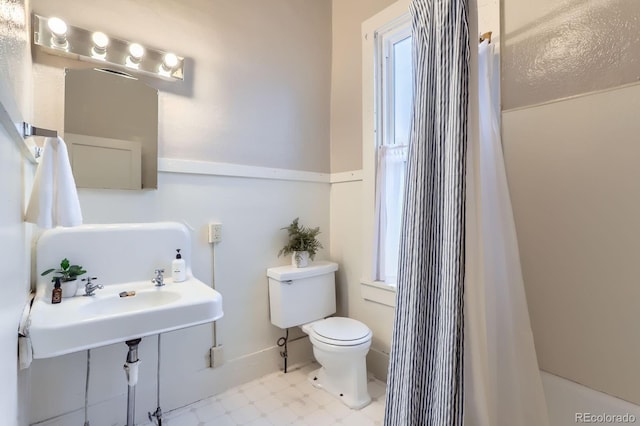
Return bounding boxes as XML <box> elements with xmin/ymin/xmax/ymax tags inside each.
<box><xmin>33</xmin><ymin>14</ymin><xmax>184</xmax><ymax>81</ymax></box>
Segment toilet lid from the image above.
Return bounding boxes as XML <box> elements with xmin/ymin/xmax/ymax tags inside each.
<box><xmin>312</xmin><ymin>317</ymin><xmax>371</xmax><ymax>342</ymax></box>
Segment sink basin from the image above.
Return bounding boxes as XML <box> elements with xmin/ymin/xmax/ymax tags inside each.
<box><xmin>29</xmin><ymin>278</ymin><xmax>223</xmax><ymax>359</ymax></box>
<box><xmin>80</xmin><ymin>289</ymin><xmax>182</xmax><ymax>315</ymax></box>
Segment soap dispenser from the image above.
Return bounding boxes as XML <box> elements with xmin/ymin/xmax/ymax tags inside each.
<box><xmin>172</xmin><ymin>249</ymin><xmax>186</xmax><ymax>282</ymax></box>
<box><xmin>51</xmin><ymin>277</ymin><xmax>62</xmax><ymax>304</ymax></box>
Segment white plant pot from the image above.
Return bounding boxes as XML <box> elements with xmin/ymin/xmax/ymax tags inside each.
<box><xmin>292</xmin><ymin>251</ymin><xmax>310</xmax><ymax>268</ymax></box>
<box><xmin>61</xmin><ymin>279</ymin><xmax>79</xmax><ymax>298</ymax></box>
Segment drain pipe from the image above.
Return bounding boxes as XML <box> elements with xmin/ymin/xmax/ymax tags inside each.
<box><xmin>276</xmin><ymin>330</ymin><xmax>308</xmax><ymax>374</ymax></box>
<box><xmin>148</xmin><ymin>334</ymin><xmax>163</xmax><ymax>425</ymax></box>
<box><xmin>84</xmin><ymin>349</ymin><xmax>91</xmax><ymax>426</ymax></box>
<box><xmin>208</xmin><ymin>228</ymin><xmax>221</xmax><ymax>350</ymax></box>
<box><xmin>124</xmin><ymin>338</ymin><xmax>142</xmax><ymax>426</ymax></box>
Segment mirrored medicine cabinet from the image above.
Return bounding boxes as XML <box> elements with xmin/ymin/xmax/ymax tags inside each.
<box><xmin>64</xmin><ymin>68</ymin><xmax>158</xmax><ymax>190</ymax></box>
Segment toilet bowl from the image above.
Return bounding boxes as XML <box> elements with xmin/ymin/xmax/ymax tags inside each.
<box><xmin>302</xmin><ymin>317</ymin><xmax>372</xmax><ymax>409</ymax></box>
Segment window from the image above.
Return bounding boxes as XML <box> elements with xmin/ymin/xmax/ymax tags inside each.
<box><xmin>374</xmin><ymin>20</ymin><xmax>412</xmax><ymax>286</ymax></box>
<box><xmin>362</xmin><ymin>0</ymin><xmax>411</xmax><ymax>306</ymax></box>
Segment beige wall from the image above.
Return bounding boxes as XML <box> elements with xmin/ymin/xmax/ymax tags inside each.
<box><xmin>503</xmin><ymin>84</ymin><xmax>640</xmax><ymax>405</ymax></box>
<box><xmin>32</xmin><ymin>0</ymin><xmax>332</xmax><ymax>173</ymax></box>
<box><xmin>478</xmin><ymin>0</ymin><xmax>499</xmax><ymax>41</ymax></box>
<box><xmin>502</xmin><ymin>0</ymin><xmax>640</xmax><ymax>110</ymax></box>
<box><xmin>330</xmin><ymin>0</ymin><xmax>395</xmax><ymax>173</ymax></box>
<box><xmin>502</xmin><ymin>0</ymin><xmax>640</xmax><ymax>405</ymax></box>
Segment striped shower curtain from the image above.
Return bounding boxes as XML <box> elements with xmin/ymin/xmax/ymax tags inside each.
<box><xmin>384</xmin><ymin>0</ymin><xmax>469</xmax><ymax>424</ymax></box>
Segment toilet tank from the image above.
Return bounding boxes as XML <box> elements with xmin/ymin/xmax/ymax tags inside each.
<box><xmin>267</xmin><ymin>261</ymin><xmax>339</xmax><ymax>329</ymax></box>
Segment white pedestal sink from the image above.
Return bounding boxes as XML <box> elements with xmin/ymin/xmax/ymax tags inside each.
<box><xmin>28</xmin><ymin>222</ymin><xmax>224</xmax><ymax>359</ymax></box>
<box><xmin>29</xmin><ymin>277</ymin><xmax>222</xmax><ymax>358</ymax></box>
<box><xmin>28</xmin><ymin>222</ymin><xmax>223</xmax><ymax>424</ymax></box>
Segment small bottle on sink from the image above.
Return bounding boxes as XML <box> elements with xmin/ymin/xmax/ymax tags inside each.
<box><xmin>172</xmin><ymin>249</ymin><xmax>186</xmax><ymax>282</ymax></box>
<box><xmin>51</xmin><ymin>277</ymin><xmax>62</xmax><ymax>304</ymax></box>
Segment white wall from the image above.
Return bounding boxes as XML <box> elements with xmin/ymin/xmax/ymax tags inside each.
<box><xmin>330</xmin><ymin>180</ymin><xmax>394</xmax><ymax>380</ymax></box>
<box><xmin>0</xmin><ymin>127</ymin><xmax>34</xmax><ymax>426</ymax></box>
<box><xmin>0</xmin><ymin>0</ymin><xmax>36</xmax><ymax>425</ymax></box>
<box><xmin>29</xmin><ymin>170</ymin><xmax>327</xmax><ymax>425</ymax></box>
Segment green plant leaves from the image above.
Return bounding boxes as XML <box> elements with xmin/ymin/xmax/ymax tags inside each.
<box><xmin>40</xmin><ymin>259</ymin><xmax>87</xmax><ymax>279</ymax></box>
<box><xmin>278</xmin><ymin>217</ymin><xmax>323</xmax><ymax>259</ymax></box>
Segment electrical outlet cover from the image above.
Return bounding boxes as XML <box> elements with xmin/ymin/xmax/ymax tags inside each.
<box><xmin>208</xmin><ymin>223</ymin><xmax>222</xmax><ymax>243</ymax></box>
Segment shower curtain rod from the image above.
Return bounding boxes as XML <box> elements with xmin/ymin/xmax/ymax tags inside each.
<box><xmin>479</xmin><ymin>31</ymin><xmax>492</xmax><ymax>43</ymax></box>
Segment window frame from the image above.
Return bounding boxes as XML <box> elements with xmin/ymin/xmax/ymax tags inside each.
<box><xmin>361</xmin><ymin>0</ymin><xmax>411</xmax><ymax>308</ymax></box>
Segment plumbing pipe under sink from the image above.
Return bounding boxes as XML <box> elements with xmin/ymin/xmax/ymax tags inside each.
<box><xmin>124</xmin><ymin>339</ymin><xmax>141</xmax><ymax>426</ymax></box>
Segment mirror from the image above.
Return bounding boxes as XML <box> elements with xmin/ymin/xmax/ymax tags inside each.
<box><xmin>64</xmin><ymin>68</ymin><xmax>158</xmax><ymax>190</ymax></box>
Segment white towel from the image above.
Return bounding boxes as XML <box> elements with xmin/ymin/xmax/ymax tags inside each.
<box><xmin>18</xmin><ymin>293</ymin><xmax>34</xmax><ymax>370</ymax></box>
<box><xmin>18</xmin><ymin>336</ymin><xmax>33</xmax><ymax>370</ymax></box>
<box><xmin>25</xmin><ymin>137</ymin><xmax>83</xmax><ymax>228</ymax></box>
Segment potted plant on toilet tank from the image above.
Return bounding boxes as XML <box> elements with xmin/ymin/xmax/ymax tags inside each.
<box><xmin>278</xmin><ymin>218</ymin><xmax>322</xmax><ymax>268</ymax></box>
<box><xmin>41</xmin><ymin>258</ymin><xmax>87</xmax><ymax>298</ymax></box>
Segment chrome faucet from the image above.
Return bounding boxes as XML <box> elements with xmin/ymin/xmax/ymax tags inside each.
<box><xmin>82</xmin><ymin>277</ymin><xmax>103</xmax><ymax>296</ymax></box>
<box><xmin>152</xmin><ymin>269</ymin><xmax>165</xmax><ymax>287</ymax></box>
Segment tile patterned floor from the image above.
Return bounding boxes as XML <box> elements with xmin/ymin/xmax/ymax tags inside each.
<box><xmin>150</xmin><ymin>363</ymin><xmax>387</xmax><ymax>425</ymax></box>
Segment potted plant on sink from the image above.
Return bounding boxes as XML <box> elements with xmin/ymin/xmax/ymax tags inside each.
<box><xmin>278</xmin><ymin>218</ymin><xmax>323</xmax><ymax>268</ymax></box>
<box><xmin>41</xmin><ymin>258</ymin><xmax>87</xmax><ymax>298</ymax></box>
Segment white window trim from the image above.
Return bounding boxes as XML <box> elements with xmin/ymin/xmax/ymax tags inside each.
<box><xmin>361</xmin><ymin>0</ymin><xmax>410</xmax><ymax>308</ymax></box>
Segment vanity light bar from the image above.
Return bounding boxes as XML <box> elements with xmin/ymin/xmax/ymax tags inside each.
<box><xmin>32</xmin><ymin>14</ymin><xmax>184</xmax><ymax>81</ymax></box>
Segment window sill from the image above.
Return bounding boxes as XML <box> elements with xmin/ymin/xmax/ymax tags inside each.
<box><xmin>360</xmin><ymin>280</ymin><xmax>396</xmax><ymax>308</ymax></box>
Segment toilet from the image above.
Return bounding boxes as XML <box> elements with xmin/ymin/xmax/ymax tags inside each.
<box><xmin>267</xmin><ymin>261</ymin><xmax>373</xmax><ymax>409</ymax></box>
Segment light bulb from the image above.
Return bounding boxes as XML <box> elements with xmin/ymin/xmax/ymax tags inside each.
<box><xmin>91</xmin><ymin>32</ymin><xmax>109</xmax><ymax>58</ymax></box>
<box><xmin>126</xmin><ymin>43</ymin><xmax>145</xmax><ymax>68</ymax></box>
<box><xmin>92</xmin><ymin>32</ymin><xmax>109</xmax><ymax>49</ymax></box>
<box><xmin>128</xmin><ymin>43</ymin><xmax>144</xmax><ymax>60</ymax></box>
<box><xmin>47</xmin><ymin>17</ymin><xmax>67</xmax><ymax>36</ymax></box>
<box><xmin>47</xmin><ymin>17</ymin><xmax>68</xmax><ymax>49</ymax></box>
<box><xmin>163</xmin><ymin>53</ymin><xmax>179</xmax><ymax>69</ymax></box>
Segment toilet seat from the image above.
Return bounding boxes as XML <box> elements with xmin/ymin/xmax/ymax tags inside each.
<box><xmin>308</xmin><ymin>317</ymin><xmax>372</xmax><ymax>347</ymax></box>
